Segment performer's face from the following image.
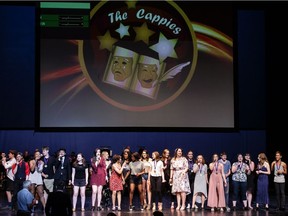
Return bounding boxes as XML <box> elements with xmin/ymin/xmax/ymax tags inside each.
<box><xmin>111</xmin><ymin>56</ymin><xmax>133</xmax><ymax>81</ymax></box>
<box><xmin>138</xmin><ymin>63</ymin><xmax>158</xmax><ymax>88</ymax></box>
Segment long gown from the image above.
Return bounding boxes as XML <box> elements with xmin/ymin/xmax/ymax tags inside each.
<box><xmin>256</xmin><ymin>166</ymin><xmax>269</xmax><ymax>205</ymax></box>
<box><xmin>207</xmin><ymin>163</ymin><xmax>226</xmax><ymax>208</ymax></box>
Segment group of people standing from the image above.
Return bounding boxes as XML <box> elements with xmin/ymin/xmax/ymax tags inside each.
<box><xmin>1</xmin><ymin>146</ymin><xmax>287</xmax><ymax>215</ymax></box>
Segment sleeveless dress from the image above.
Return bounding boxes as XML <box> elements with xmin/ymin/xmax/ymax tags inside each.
<box><xmin>109</xmin><ymin>167</ymin><xmax>123</xmax><ymax>191</ymax></box>
<box><xmin>193</xmin><ymin>164</ymin><xmax>207</xmax><ymax>202</ymax></box>
<box><xmin>256</xmin><ymin>166</ymin><xmax>269</xmax><ymax>205</ymax></box>
<box><xmin>207</xmin><ymin>163</ymin><xmax>226</xmax><ymax>208</ymax></box>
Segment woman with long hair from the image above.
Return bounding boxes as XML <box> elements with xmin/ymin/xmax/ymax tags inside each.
<box><xmin>244</xmin><ymin>153</ymin><xmax>256</xmax><ymax>210</ymax></box>
<box><xmin>90</xmin><ymin>148</ymin><xmax>107</xmax><ymax>211</ymax></box>
<box><xmin>121</xmin><ymin>150</ymin><xmax>131</xmax><ymax>196</ymax></box>
<box><xmin>140</xmin><ymin>150</ymin><xmax>152</xmax><ymax>209</ymax></box>
<box><xmin>170</xmin><ymin>148</ymin><xmax>190</xmax><ymax>210</ymax></box>
<box><xmin>192</xmin><ymin>155</ymin><xmax>208</xmax><ymax>210</ymax></box>
<box><xmin>255</xmin><ymin>153</ymin><xmax>270</xmax><ymax>210</ymax></box>
<box><xmin>148</xmin><ymin>151</ymin><xmax>165</xmax><ymax>211</ymax></box>
<box><xmin>207</xmin><ymin>154</ymin><xmax>226</xmax><ymax>211</ymax></box>
<box><xmin>71</xmin><ymin>153</ymin><xmax>88</xmax><ymax>212</ymax></box>
<box><xmin>161</xmin><ymin>149</ymin><xmax>175</xmax><ymax>209</ymax></box>
<box><xmin>128</xmin><ymin>152</ymin><xmax>145</xmax><ymax>211</ymax></box>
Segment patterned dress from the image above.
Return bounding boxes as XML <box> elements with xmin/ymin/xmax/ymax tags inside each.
<box><xmin>171</xmin><ymin>157</ymin><xmax>191</xmax><ymax>195</ymax></box>
<box><xmin>109</xmin><ymin>166</ymin><xmax>123</xmax><ymax>191</ymax></box>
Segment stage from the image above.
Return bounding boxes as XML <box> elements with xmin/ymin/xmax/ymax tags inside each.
<box><xmin>0</xmin><ymin>189</ymin><xmax>287</xmax><ymax>216</ymax></box>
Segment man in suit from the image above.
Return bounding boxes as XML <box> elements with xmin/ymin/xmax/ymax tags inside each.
<box><xmin>53</xmin><ymin>148</ymin><xmax>71</xmax><ymax>192</ymax></box>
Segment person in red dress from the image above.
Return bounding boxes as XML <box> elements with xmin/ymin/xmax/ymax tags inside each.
<box><xmin>109</xmin><ymin>154</ymin><xmax>127</xmax><ymax>211</ymax></box>
<box><xmin>90</xmin><ymin>148</ymin><xmax>107</xmax><ymax>211</ymax></box>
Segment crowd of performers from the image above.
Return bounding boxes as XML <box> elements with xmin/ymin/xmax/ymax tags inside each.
<box><xmin>0</xmin><ymin>146</ymin><xmax>287</xmax><ymax>214</ymax></box>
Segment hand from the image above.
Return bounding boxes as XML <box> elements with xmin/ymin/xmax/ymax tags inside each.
<box><xmin>68</xmin><ymin>180</ymin><xmax>72</xmax><ymax>185</ymax></box>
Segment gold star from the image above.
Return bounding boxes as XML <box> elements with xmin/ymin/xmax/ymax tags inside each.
<box><xmin>97</xmin><ymin>30</ymin><xmax>118</xmax><ymax>51</ymax></box>
<box><xmin>133</xmin><ymin>22</ymin><xmax>155</xmax><ymax>45</ymax></box>
<box><xmin>126</xmin><ymin>0</ymin><xmax>137</xmax><ymax>9</ymax></box>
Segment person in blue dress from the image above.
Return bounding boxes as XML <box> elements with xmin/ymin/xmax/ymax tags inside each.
<box><xmin>255</xmin><ymin>153</ymin><xmax>271</xmax><ymax>210</ymax></box>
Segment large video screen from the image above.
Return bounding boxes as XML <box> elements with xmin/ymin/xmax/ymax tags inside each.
<box><xmin>39</xmin><ymin>1</ymin><xmax>234</xmax><ymax>129</ymax></box>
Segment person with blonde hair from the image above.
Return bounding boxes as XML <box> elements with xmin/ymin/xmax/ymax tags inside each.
<box><xmin>255</xmin><ymin>153</ymin><xmax>270</xmax><ymax>210</ymax></box>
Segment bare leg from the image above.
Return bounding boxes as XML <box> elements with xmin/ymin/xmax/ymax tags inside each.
<box><xmin>147</xmin><ymin>180</ymin><xmax>152</xmax><ymax>207</ymax></box>
<box><xmin>117</xmin><ymin>191</ymin><xmax>121</xmax><ymax>208</ymax></box>
<box><xmin>36</xmin><ymin>185</ymin><xmax>46</xmax><ymax>208</ymax></box>
<box><xmin>80</xmin><ymin>186</ymin><xmax>86</xmax><ymax>209</ymax></box>
<box><xmin>73</xmin><ymin>185</ymin><xmax>79</xmax><ymax>209</ymax></box>
<box><xmin>176</xmin><ymin>193</ymin><xmax>181</xmax><ymax>209</ymax></box>
<box><xmin>181</xmin><ymin>192</ymin><xmax>186</xmax><ymax>209</ymax></box>
<box><xmin>112</xmin><ymin>191</ymin><xmax>116</xmax><ymax>208</ymax></box>
<box><xmin>137</xmin><ymin>183</ymin><xmax>144</xmax><ymax>205</ymax></box>
<box><xmin>97</xmin><ymin>185</ymin><xmax>103</xmax><ymax>207</ymax></box>
<box><xmin>91</xmin><ymin>185</ymin><xmax>97</xmax><ymax>207</ymax></box>
<box><xmin>129</xmin><ymin>184</ymin><xmax>135</xmax><ymax>205</ymax></box>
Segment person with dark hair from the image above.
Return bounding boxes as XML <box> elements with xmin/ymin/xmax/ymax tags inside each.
<box><xmin>45</xmin><ymin>181</ymin><xmax>72</xmax><ymax>216</ymax></box>
<box><xmin>255</xmin><ymin>153</ymin><xmax>270</xmax><ymax>210</ymax></box>
<box><xmin>110</xmin><ymin>154</ymin><xmax>126</xmax><ymax>211</ymax></box>
<box><xmin>219</xmin><ymin>152</ymin><xmax>231</xmax><ymax>211</ymax></box>
<box><xmin>90</xmin><ymin>148</ymin><xmax>107</xmax><ymax>211</ymax></box>
<box><xmin>128</xmin><ymin>152</ymin><xmax>145</xmax><ymax>210</ymax></box>
<box><xmin>186</xmin><ymin>150</ymin><xmax>195</xmax><ymax>209</ymax></box>
<box><xmin>153</xmin><ymin>210</ymin><xmax>164</xmax><ymax>216</ymax></box>
<box><xmin>161</xmin><ymin>149</ymin><xmax>175</xmax><ymax>209</ymax></box>
<box><xmin>1</xmin><ymin>150</ymin><xmax>17</xmax><ymax>210</ymax></box>
<box><xmin>71</xmin><ymin>153</ymin><xmax>88</xmax><ymax>212</ymax></box>
<box><xmin>271</xmin><ymin>151</ymin><xmax>287</xmax><ymax>211</ymax></box>
<box><xmin>12</xmin><ymin>152</ymin><xmax>30</xmax><ymax>210</ymax></box>
<box><xmin>170</xmin><ymin>148</ymin><xmax>190</xmax><ymax>210</ymax></box>
<box><xmin>244</xmin><ymin>153</ymin><xmax>255</xmax><ymax>210</ymax></box>
<box><xmin>141</xmin><ymin>149</ymin><xmax>152</xmax><ymax>209</ymax></box>
<box><xmin>207</xmin><ymin>154</ymin><xmax>226</xmax><ymax>212</ymax></box>
<box><xmin>17</xmin><ymin>180</ymin><xmax>37</xmax><ymax>216</ymax></box>
<box><xmin>231</xmin><ymin>154</ymin><xmax>250</xmax><ymax>211</ymax></box>
<box><xmin>28</xmin><ymin>150</ymin><xmax>45</xmax><ymax>210</ymax></box>
<box><xmin>121</xmin><ymin>150</ymin><xmax>131</xmax><ymax>196</ymax></box>
<box><xmin>148</xmin><ymin>151</ymin><xmax>165</xmax><ymax>211</ymax></box>
<box><xmin>53</xmin><ymin>148</ymin><xmax>71</xmax><ymax>192</ymax></box>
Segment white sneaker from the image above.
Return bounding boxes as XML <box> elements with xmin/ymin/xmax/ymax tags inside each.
<box><xmin>186</xmin><ymin>203</ymin><xmax>191</xmax><ymax>209</ymax></box>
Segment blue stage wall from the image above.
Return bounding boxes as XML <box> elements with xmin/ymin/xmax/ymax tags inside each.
<box><xmin>0</xmin><ymin>130</ymin><xmax>266</xmax><ymax>162</ymax></box>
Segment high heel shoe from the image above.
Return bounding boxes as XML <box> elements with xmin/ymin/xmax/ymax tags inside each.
<box><xmin>91</xmin><ymin>206</ymin><xmax>95</xmax><ymax>211</ymax></box>
<box><xmin>176</xmin><ymin>206</ymin><xmax>181</xmax><ymax>210</ymax></box>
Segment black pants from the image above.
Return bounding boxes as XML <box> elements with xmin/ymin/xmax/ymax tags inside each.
<box><xmin>151</xmin><ymin>176</ymin><xmax>163</xmax><ymax>203</ymax></box>
<box><xmin>274</xmin><ymin>182</ymin><xmax>285</xmax><ymax>209</ymax></box>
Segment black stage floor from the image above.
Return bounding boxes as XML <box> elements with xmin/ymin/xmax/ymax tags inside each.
<box><xmin>0</xmin><ymin>189</ymin><xmax>287</xmax><ymax>216</ymax></box>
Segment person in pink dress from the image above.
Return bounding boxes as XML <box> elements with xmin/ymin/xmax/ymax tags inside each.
<box><xmin>90</xmin><ymin>148</ymin><xmax>107</xmax><ymax>211</ymax></box>
<box><xmin>207</xmin><ymin>153</ymin><xmax>227</xmax><ymax>211</ymax></box>
<box><xmin>109</xmin><ymin>154</ymin><xmax>127</xmax><ymax>211</ymax></box>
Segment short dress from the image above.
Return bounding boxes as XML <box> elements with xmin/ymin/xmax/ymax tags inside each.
<box><xmin>90</xmin><ymin>157</ymin><xmax>106</xmax><ymax>186</ymax></box>
<box><xmin>110</xmin><ymin>166</ymin><xmax>123</xmax><ymax>191</ymax></box>
<box><xmin>171</xmin><ymin>157</ymin><xmax>191</xmax><ymax>195</ymax></box>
